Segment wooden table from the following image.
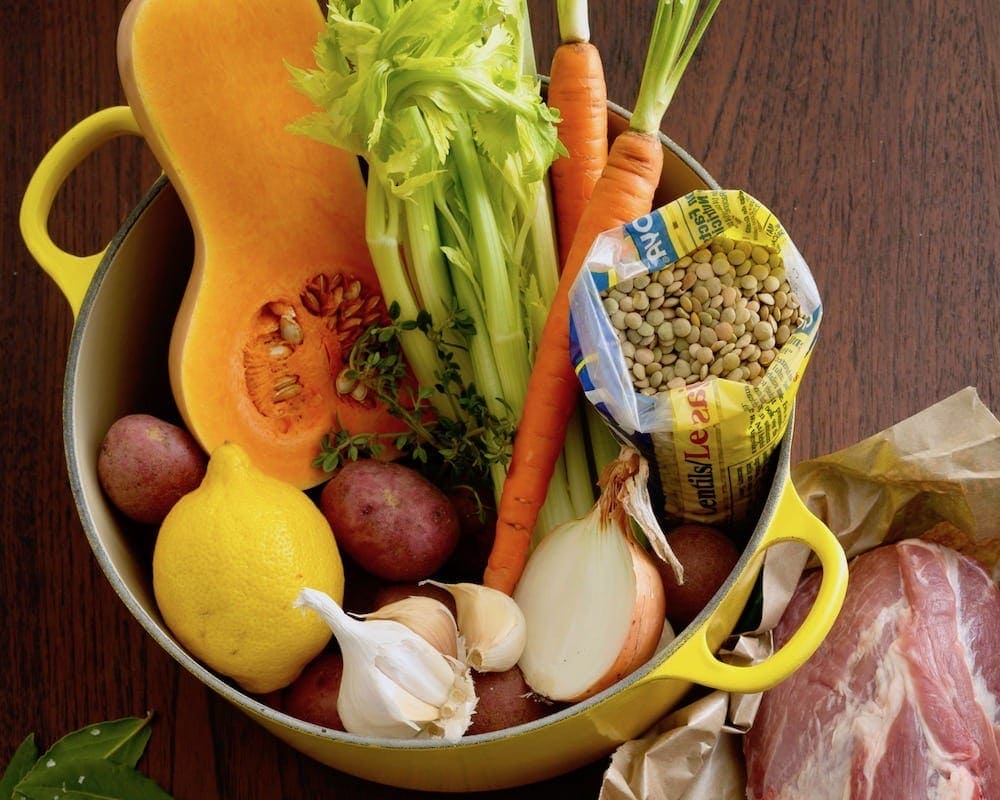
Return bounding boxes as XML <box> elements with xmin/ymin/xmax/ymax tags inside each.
<box><xmin>3</xmin><ymin>1</ymin><xmax>997</xmax><ymax>797</ymax></box>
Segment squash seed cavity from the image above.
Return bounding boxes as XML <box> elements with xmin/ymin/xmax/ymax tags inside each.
<box><xmin>243</xmin><ymin>271</ymin><xmax>387</xmax><ymax>418</ymax></box>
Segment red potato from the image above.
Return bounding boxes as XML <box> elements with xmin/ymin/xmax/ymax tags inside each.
<box><xmin>440</xmin><ymin>486</ymin><xmax>497</xmax><ymax>581</ymax></box>
<box><xmin>657</xmin><ymin>523</ymin><xmax>741</xmax><ymax>628</ymax></box>
<box><xmin>97</xmin><ymin>413</ymin><xmax>207</xmax><ymax>525</ymax></box>
<box><xmin>281</xmin><ymin>652</ymin><xmax>345</xmax><ymax>731</ymax></box>
<box><xmin>339</xmin><ymin>555</ymin><xmax>388</xmax><ymax>615</ymax></box>
<box><xmin>319</xmin><ymin>460</ymin><xmax>460</xmax><ymax>582</ymax></box>
<box><xmin>466</xmin><ymin>665</ymin><xmax>559</xmax><ymax>736</ymax></box>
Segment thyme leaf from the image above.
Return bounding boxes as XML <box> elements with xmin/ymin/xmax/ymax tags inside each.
<box><xmin>315</xmin><ymin>302</ymin><xmax>515</xmax><ymax>487</ymax></box>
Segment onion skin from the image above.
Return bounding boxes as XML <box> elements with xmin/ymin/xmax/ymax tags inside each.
<box><xmin>514</xmin><ymin>447</ymin><xmax>671</xmax><ymax>703</ymax></box>
<box><xmin>567</xmin><ymin>537</ymin><xmax>666</xmax><ymax>702</ymax></box>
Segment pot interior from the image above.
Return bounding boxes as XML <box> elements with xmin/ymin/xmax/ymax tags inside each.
<box><xmin>60</xmin><ymin>125</ymin><xmax>787</xmax><ymax>792</ymax></box>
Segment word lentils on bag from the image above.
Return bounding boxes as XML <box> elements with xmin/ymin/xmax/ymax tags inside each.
<box><xmin>601</xmin><ymin>235</ymin><xmax>806</xmax><ymax>395</ymax></box>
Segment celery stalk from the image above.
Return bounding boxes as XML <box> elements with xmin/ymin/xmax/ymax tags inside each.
<box><xmin>394</xmin><ymin>107</ymin><xmax>453</xmax><ymax>325</ymax></box>
<box><xmin>291</xmin><ymin>0</ymin><xmax>594</xmax><ymax>534</ymax></box>
<box><xmin>364</xmin><ymin>178</ymin><xmax>449</xmax><ymax>412</ymax></box>
<box><xmin>448</xmin><ymin>119</ymin><xmax>532</xmax><ymax>420</ymax></box>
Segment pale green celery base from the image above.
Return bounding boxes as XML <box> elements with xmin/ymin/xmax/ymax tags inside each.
<box><xmin>533</xmin><ymin>453</ymin><xmax>578</xmax><ymax>547</ymax></box>
<box><xmin>562</xmin><ymin>405</ymin><xmax>598</xmax><ymax>517</ymax></box>
<box><xmin>448</xmin><ymin>121</ymin><xmax>533</xmax><ymax>421</ymax></box>
<box><xmin>364</xmin><ymin>180</ymin><xmax>449</xmax><ymax>415</ymax></box>
<box><xmin>584</xmin><ymin>403</ymin><xmax>621</xmax><ymax>478</ymax></box>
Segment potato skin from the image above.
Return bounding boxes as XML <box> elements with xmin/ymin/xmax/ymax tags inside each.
<box><xmin>657</xmin><ymin>523</ymin><xmax>741</xmax><ymax>628</ymax></box>
<box><xmin>439</xmin><ymin>486</ymin><xmax>497</xmax><ymax>582</ymax></box>
<box><xmin>466</xmin><ymin>666</ymin><xmax>558</xmax><ymax>735</ymax></box>
<box><xmin>281</xmin><ymin>652</ymin><xmax>345</xmax><ymax>731</ymax></box>
<box><xmin>319</xmin><ymin>460</ymin><xmax>460</xmax><ymax>581</ymax></box>
<box><xmin>97</xmin><ymin>413</ymin><xmax>207</xmax><ymax>525</ymax></box>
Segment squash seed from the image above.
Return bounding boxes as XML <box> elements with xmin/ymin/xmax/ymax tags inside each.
<box><xmin>335</xmin><ymin>369</ymin><xmax>357</xmax><ymax>395</ymax></box>
<box><xmin>279</xmin><ymin>314</ymin><xmax>304</xmax><ymax>345</ymax></box>
<box><xmin>273</xmin><ymin>375</ymin><xmax>303</xmax><ymax>402</ymax></box>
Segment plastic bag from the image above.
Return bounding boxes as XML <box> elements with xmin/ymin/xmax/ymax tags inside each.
<box><xmin>569</xmin><ymin>189</ymin><xmax>821</xmax><ymax>530</ymax></box>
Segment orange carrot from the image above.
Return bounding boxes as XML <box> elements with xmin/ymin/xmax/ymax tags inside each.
<box><xmin>485</xmin><ymin>0</ymin><xmax>722</xmax><ymax>594</ymax></box>
<box><xmin>484</xmin><ymin>130</ymin><xmax>664</xmax><ymax>594</ymax></box>
<box><xmin>547</xmin><ymin>37</ymin><xmax>608</xmax><ymax>269</ymax></box>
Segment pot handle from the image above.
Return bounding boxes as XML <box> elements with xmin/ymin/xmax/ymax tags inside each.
<box><xmin>644</xmin><ymin>478</ymin><xmax>848</xmax><ymax>694</ymax></box>
<box><xmin>20</xmin><ymin>106</ymin><xmax>143</xmax><ymax>318</ymax></box>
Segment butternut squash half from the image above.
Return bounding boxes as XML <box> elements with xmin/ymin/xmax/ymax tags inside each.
<box><xmin>118</xmin><ymin>0</ymin><xmax>400</xmax><ymax>488</ymax></box>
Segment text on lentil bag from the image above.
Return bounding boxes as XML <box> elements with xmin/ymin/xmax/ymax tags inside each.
<box><xmin>569</xmin><ymin>189</ymin><xmax>821</xmax><ymax>530</ymax></box>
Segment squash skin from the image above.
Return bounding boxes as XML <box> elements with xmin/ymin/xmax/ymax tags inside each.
<box><xmin>118</xmin><ymin>0</ymin><xmax>400</xmax><ymax>488</ymax></box>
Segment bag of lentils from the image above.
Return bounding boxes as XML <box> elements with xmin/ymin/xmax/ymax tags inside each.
<box><xmin>569</xmin><ymin>189</ymin><xmax>821</xmax><ymax>532</ymax></box>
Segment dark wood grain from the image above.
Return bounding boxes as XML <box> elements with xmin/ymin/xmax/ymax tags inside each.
<box><xmin>3</xmin><ymin>1</ymin><xmax>997</xmax><ymax>798</ymax></box>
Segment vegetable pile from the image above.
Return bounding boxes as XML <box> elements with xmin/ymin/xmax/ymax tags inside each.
<box><xmin>97</xmin><ymin>0</ymin><xmax>751</xmax><ymax>742</ymax></box>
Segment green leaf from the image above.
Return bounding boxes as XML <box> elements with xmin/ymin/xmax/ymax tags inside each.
<box><xmin>13</xmin><ymin>757</ymin><xmax>171</xmax><ymax>800</ymax></box>
<box><xmin>1</xmin><ymin>735</ymin><xmax>38</xmax><ymax>798</ymax></box>
<box><xmin>30</xmin><ymin>717</ymin><xmax>153</xmax><ymax>771</ymax></box>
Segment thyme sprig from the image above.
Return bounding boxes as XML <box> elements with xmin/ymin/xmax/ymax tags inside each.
<box><xmin>315</xmin><ymin>302</ymin><xmax>516</xmax><ymax>485</ymax></box>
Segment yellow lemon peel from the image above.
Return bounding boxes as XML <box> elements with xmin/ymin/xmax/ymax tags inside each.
<box><xmin>153</xmin><ymin>442</ymin><xmax>344</xmax><ymax>693</ymax></box>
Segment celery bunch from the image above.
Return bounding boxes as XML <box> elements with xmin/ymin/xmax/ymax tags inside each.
<box><xmin>291</xmin><ymin>0</ymin><xmax>594</xmax><ymax>531</ymax></box>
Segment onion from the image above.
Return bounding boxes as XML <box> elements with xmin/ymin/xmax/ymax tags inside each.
<box><xmin>513</xmin><ymin>448</ymin><xmax>671</xmax><ymax>702</ymax></box>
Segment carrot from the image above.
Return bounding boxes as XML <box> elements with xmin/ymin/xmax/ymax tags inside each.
<box><xmin>547</xmin><ymin>0</ymin><xmax>608</xmax><ymax>268</ymax></box>
<box><xmin>485</xmin><ymin>0</ymin><xmax>722</xmax><ymax>594</ymax></box>
<box><xmin>484</xmin><ymin>130</ymin><xmax>664</xmax><ymax>594</ymax></box>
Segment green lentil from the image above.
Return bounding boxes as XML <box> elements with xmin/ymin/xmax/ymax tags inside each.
<box><xmin>750</xmin><ymin>262</ymin><xmax>770</xmax><ymax>282</ymax></box>
<box><xmin>601</xmin><ymin>233</ymin><xmax>807</xmax><ymax>395</ymax></box>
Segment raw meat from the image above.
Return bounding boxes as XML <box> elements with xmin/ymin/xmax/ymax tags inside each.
<box><xmin>744</xmin><ymin>539</ymin><xmax>1000</xmax><ymax>800</ymax></box>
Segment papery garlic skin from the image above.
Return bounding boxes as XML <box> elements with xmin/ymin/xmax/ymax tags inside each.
<box><xmin>359</xmin><ymin>596</ymin><xmax>461</xmax><ymax>659</ymax></box>
<box><xmin>425</xmin><ymin>581</ymin><xmax>527</xmax><ymax>672</ymax></box>
<box><xmin>294</xmin><ymin>588</ymin><xmax>476</xmax><ymax>740</ymax></box>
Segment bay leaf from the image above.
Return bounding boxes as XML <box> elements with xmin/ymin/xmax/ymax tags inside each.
<box><xmin>27</xmin><ymin>716</ymin><xmax>152</xmax><ymax>773</ymax></box>
<box><xmin>0</xmin><ymin>735</ymin><xmax>39</xmax><ymax>798</ymax></box>
<box><xmin>12</xmin><ymin>757</ymin><xmax>172</xmax><ymax>800</ymax></box>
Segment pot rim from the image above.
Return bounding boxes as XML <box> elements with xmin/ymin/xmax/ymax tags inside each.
<box><xmin>61</xmin><ymin>127</ymin><xmax>765</xmax><ymax>751</ymax></box>
<box><xmin>61</xmin><ymin>182</ymin><xmax>791</xmax><ymax>756</ymax></box>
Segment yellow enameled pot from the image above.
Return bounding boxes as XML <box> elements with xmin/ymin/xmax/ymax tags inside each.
<box><xmin>22</xmin><ymin>102</ymin><xmax>848</xmax><ymax>793</ymax></box>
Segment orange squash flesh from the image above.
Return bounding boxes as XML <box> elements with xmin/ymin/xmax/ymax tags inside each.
<box><xmin>118</xmin><ymin>0</ymin><xmax>401</xmax><ymax>488</ymax></box>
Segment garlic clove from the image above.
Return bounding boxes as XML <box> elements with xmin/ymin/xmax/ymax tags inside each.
<box><xmin>359</xmin><ymin>596</ymin><xmax>461</xmax><ymax>659</ymax></box>
<box><xmin>424</xmin><ymin>580</ymin><xmax>527</xmax><ymax>672</ymax></box>
<box><xmin>294</xmin><ymin>587</ymin><xmax>477</xmax><ymax>740</ymax></box>
<box><xmin>346</xmin><ymin>663</ymin><xmax>438</xmax><ymax>734</ymax></box>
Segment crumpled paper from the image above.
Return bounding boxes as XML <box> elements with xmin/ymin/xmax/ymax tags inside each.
<box><xmin>598</xmin><ymin>386</ymin><xmax>1000</xmax><ymax>800</ymax></box>
<box><xmin>793</xmin><ymin>386</ymin><xmax>999</xmax><ymax>579</ymax></box>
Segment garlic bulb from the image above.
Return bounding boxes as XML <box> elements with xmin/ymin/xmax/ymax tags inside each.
<box><xmin>424</xmin><ymin>581</ymin><xmax>526</xmax><ymax>672</ymax></box>
<box><xmin>359</xmin><ymin>596</ymin><xmax>461</xmax><ymax>659</ymax></box>
<box><xmin>294</xmin><ymin>588</ymin><xmax>476</xmax><ymax>739</ymax></box>
<box><xmin>513</xmin><ymin>447</ymin><xmax>668</xmax><ymax>702</ymax></box>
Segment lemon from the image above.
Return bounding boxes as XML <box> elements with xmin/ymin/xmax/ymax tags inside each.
<box><xmin>152</xmin><ymin>442</ymin><xmax>343</xmax><ymax>694</ymax></box>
